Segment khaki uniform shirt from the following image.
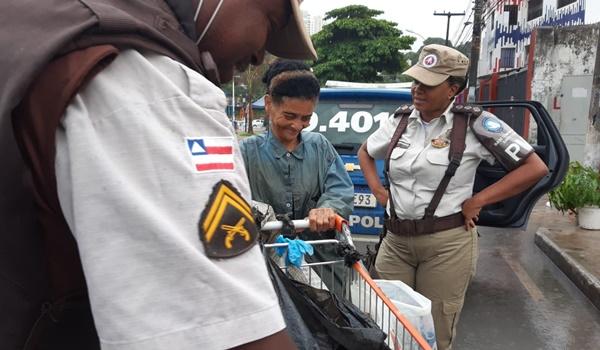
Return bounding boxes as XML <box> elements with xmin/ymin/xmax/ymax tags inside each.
<box><xmin>366</xmin><ymin>103</ymin><xmax>496</xmax><ymax>220</ymax></box>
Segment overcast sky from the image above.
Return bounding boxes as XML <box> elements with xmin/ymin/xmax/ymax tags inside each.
<box><xmin>301</xmin><ymin>0</ymin><xmax>600</xmax><ymax>51</ymax></box>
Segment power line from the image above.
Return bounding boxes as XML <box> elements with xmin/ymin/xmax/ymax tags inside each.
<box><xmin>460</xmin><ymin>32</ymin><xmax>473</xmax><ymax>46</ymax></box>
<box><xmin>458</xmin><ymin>0</ymin><xmax>503</xmax><ymax>47</ymax></box>
<box><xmin>457</xmin><ymin>24</ymin><xmax>473</xmax><ymax>47</ymax></box>
<box><xmin>453</xmin><ymin>10</ymin><xmax>474</xmax><ymax>46</ymax></box>
<box><xmin>451</xmin><ymin>0</ymin><xmax>474</xmax><ymax>45</ymax></box>
<box><xmin>482</xmin><ymin>0</ymin><xmax>504</xmax><ymax>23</ymax></box>
<box><xmin>434</xmin><ymin>11</ymin><xmax>466</xmax><ymax>46</ymax></box>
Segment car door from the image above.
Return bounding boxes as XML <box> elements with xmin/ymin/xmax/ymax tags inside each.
<box><xmin>474</xmin><ymin>100</ymin><xmax>569</xmax><ymax>228</ymax></box>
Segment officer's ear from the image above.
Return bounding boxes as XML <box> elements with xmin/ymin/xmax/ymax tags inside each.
<box><xmin>448</xmin><ymin>84</ymin><xmax>460</xmax><ymax>99</ymax></box>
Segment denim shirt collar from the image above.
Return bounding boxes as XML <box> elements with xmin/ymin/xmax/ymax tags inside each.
<box><xmin>267</xmin><ymin>130</ymin><xmax>305</xmax><ymax>159</ymax></box>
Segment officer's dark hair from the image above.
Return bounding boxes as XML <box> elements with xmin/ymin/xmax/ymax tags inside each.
<box><xmin>447</xmin><ymin>74</ymin><xmax>468</xmax><ymax>96</ymax></box>
<box><xmin>262</xmin><ymin>59</ymin><xmax>320</xmax><ymax>104</ymax></box>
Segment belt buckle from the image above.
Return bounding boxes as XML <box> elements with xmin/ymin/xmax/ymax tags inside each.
<box><xmin>408</xmin><ymin>220</ymin><xmax>418</xmax><ymax>236</ymax></box>
<box><xmin>420</xmin><ymin>218</ymin><xmax>435</xmax><ymax>235</ymax></box>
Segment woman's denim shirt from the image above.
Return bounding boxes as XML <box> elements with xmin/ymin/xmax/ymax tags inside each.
<box><xmin>240</xmin><ymin>130</ymin><xmax>354</xmax><ymax>220</ymax></box>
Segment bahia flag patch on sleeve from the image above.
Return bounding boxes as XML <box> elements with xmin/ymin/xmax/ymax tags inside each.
<box><xmin>186</xmin><ymin>137</ymin><xmax>235</xmax><ymax>172</ymax></box>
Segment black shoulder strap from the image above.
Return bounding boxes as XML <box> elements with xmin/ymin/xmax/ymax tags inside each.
<box><xmin>423</xmin><ymin>104</ymin><xmax>482</xmax><ymax>219</ymax></box>
<box><xmin>384</xmin><ymin>104</ymin><xmax>413</xmax><ymax>219</ymax></box>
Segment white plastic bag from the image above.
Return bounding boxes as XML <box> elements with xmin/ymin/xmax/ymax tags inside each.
<box><xmin>372</xmin><ymin>280</ymin><xmax>437</xmax><ymax>350</ymax></box>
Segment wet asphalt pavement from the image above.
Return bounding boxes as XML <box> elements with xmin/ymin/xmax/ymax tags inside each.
<box><xmin>352</xmin><ymin>218</ymin><xmax>600</xmax><ymax>349</ymax></box>
<box><xmin>455</xmin><ymin>224</ymin><xmax>600</xmax><ymax>350</ymax></box>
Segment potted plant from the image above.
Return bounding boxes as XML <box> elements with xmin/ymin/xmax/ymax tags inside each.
<box><xmin>549</xmin><ymin>162</ymin><xmax>600</xmax><ymax>230</ymax></box>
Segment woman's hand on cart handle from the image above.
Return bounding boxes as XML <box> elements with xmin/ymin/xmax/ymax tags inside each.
<box><xmin>308</xmin><ymin>207</ymin><xmax>337</xmax><ymax>232</ymax></box>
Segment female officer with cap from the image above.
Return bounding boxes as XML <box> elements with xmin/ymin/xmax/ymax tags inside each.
<box><xmin>358</xmin><ymin>44</ymin><xmax>548</xmax><ymax>350</ymax></box>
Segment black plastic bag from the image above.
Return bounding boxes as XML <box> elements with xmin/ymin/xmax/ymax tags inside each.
<box><xmin>268</xmin><ymin>258</ymin><xmax>389</xmax><ymax>350</ymax></box>
<box><xmin>266</xmin><ymin>256</ymin><xmax>320</xmax><ymax>350</ymax></box>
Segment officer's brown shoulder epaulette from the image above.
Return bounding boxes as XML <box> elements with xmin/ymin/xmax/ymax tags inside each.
<box><xmin>393</xmin><ymin>104</ymin><xmax>414</xmax><ymax>118</ymax></box>
<box><xmin>451</xmin><ymin>104</ymin><xmax>483</xmax><ymax>118</ymax></box>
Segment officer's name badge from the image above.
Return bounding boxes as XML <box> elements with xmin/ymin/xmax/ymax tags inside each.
<box><xmin>199</xmin><ymin>180</ymin><xmax>257</xmax><ymax>259</ymax></box>
<box><xmin>431</xmin><ymin>129</ymin><xmax>452</xmax><ymax>148</ymax></box>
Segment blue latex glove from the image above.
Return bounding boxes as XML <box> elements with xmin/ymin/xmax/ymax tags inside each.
<box><xmin>274</xmin><ymin>235</ymin><xmax>314</xmax><ymax>267</ymax></box>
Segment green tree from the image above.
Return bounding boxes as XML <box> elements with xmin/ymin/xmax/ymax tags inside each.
<box><xmin>221</xmin><ymin>54</ymin><xmax>274</xmax><ymax>134</ymax></box>
<box><xmin>311</xmin><ymin>5</ymin><xmax>415</xmax><ymax>84</ymax></box>
<box><xmin>238</xmin><ymin>54</ymin><xmax>274</xmax><ymax>134</ymax></box>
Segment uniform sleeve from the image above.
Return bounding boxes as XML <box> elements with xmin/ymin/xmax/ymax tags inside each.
<box><xmin>471</xmin><ymin>112</ymin><xmax>534</xmax><ymax>171</ymax></box>
<box><xmin>316</xmin><ymin>142</ymin><xmax>354</xmax><ymax>219</ymax></box>
<box><xmin>366</xmin><ymin>113</ymin><xmax>399</xmax><ymax>160</ymax></box>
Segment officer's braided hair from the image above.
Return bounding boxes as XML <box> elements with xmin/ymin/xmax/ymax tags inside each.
<box><xmin>262</xmin><ymin>60</ymin><xmax>320</xmax><ymax>104</ymax></box>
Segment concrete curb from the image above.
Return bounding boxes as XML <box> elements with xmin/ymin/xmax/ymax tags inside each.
<box><xmin>535</xmin><ymin>227</ymin><xmax>600</xmax><ymax>310</ymax></box>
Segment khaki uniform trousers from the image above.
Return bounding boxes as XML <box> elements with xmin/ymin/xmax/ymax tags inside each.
<box><xmin>374</xmin><ymin>226</ymin><xmax>478</xmax><ymax>350</ymax></box>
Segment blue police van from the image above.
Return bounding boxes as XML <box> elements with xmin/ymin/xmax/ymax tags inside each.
<box><xmin>308</xmin><ymin>87</ymin><xmax>569</xmax><ymax>239</ymax></box>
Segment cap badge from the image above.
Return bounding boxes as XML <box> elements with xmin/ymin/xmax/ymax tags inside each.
<box><xmin>199</xmin><ymin>180</ymin><xmax>258</xmax><ymax>259</ymax></box>
<box><xmin>422</xmin><ymin>54</ymin><xmax>438</xmax><ymax>68</ymax></box>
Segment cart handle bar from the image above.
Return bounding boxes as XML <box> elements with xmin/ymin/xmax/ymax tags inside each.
<box><xmin>260</xmin><ymin>216</ymin><xmax>348</xmax><ymax>232</ymax></box>
<box><xmin>263</xmin><ymin>239</ymin><xmax>340</xmax><ymax>248</ymax></box>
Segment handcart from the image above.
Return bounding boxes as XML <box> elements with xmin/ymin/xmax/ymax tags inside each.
<box><xmin>262</xmin><ymin>217</ymin><xmax>433</xmax><ymax>350</ymax></box>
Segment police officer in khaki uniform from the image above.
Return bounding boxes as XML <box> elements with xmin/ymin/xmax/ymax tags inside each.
<box><xmin>358</xmin><ymin>44</ymin><xmax>549</xmax><ymax>350</ymax></box>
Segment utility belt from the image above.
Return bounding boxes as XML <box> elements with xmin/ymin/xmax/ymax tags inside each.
<box><xmin>384</xmin><ymin>212</ymin><xmax>464</xmax><ymax>236</ymax></box>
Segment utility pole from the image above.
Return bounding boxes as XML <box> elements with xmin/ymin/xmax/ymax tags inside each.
<box><xmin>231</xmin><ymin>77</ymin><xmax>235</xmax><ymax>123</ymax></box>
<box><xmin>433</xmin><ymin>11</ymin><xmax>465</xmax><ymax>46</ymax></box>
<box><xmin>468</xmin><ymin>0</ymin><xmax>484</xmax><ymax>101</ymax></box>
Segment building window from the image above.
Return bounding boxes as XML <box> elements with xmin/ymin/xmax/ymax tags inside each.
<box><xmin>557</xmin><ymin>0</ymin><xmax>577</xmax><ymax>9</ymax></box>
<box><xmin>489</xmin><ymin>51</ymin><xmax>493</xmax><ymax>71</ymax></box>
<box><xmin>528</xmin><ymin>0</ymin><xmax>543</xmax><ymax>21</ymax></box>
<box><xmin>500</xmin><ymin>47</ymin><xmax>515</xmax><ymax>69</ymax></box>
<box><xmin>504</xmin><ymin>5</ymin><xmax>518</xmax><ymax>26</ymax></box>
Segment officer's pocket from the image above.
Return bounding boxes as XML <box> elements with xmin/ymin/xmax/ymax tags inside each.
<box><xmin>388</xmin><ymin>147</ymin><xmax>408</xmax><ymax>175</ymax></box>
<box><xmin>441</xmin><ymin>298</ymin><xmax>463</xmax><ymax>346</ymax></box>
<box><xmin>424</xmin><ymin>150</ymin><xmax>450</xmax><ymax>187</ymax></box>
<box><xmin>390</xmin><ymin>147</ymin><xmax>407</xmax><ymax>159</ymax></box>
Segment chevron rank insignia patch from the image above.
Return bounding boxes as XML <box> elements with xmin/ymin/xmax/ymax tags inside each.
<box><xmin>199</xmin><ymin>180</ymin><xmax>258</xmax><ymax>259</ymax></box>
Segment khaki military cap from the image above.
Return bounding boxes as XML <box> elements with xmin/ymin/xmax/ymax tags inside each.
<box><xmin>403</xmin><ymin>44</ymin><xmax>469</xmax><ymax>86</ymax></box>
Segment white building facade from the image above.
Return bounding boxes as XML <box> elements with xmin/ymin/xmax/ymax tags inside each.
<box><xmin>478</xmin><ymin>0</ymin><xmax>586</xmax><ymax>77</ymax></box>
<box><xmin>302</xmin><ymin>11</ymin><xmax>324</xmax><ymax>36</ymax></box>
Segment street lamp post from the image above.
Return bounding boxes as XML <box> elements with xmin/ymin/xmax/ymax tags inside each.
<box><xmin>405</xmin><ymin>29</ymin><xmax>425</xmax><ymax>41</ymax></box>
<box><xmin>231</xmin><ymin>75</ymin><xmax>240</xmax><ymax>124</ymax></box>
<box><xmin>404</xmin><ymin>29</ymin><xmax>426</xmax><ymax>53</ymax></box>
